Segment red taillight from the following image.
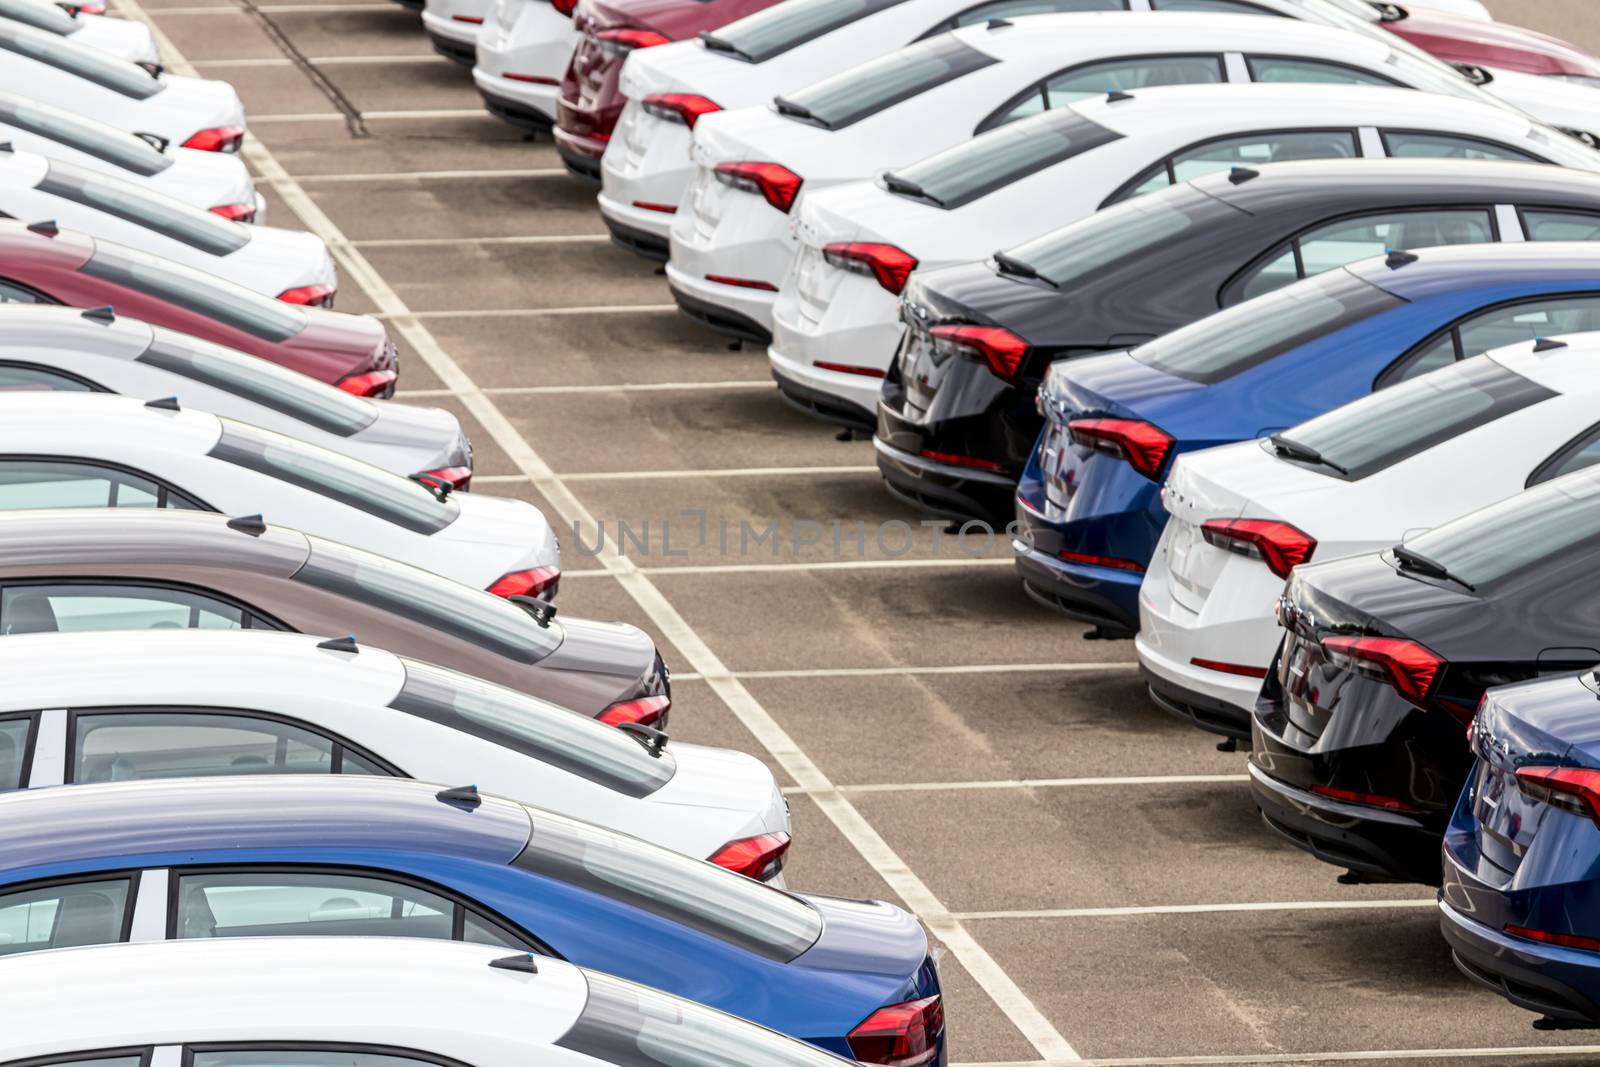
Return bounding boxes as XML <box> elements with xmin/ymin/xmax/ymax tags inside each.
<box><xmin>209</xmin><ymin>203</ymin><xmax>256</xmax><ymax>223</ymax></box>
<box><xmin>1506</xmin><ymin>924</ymin><xmax>1600</xmax><ymax>953</ymax></box>
<box><xmin>598</xmin><ymin>694</ymin><xmax>670</xmax><ymax>728</ymax></box>
<box><xmin>917</xmin><ymin>449</ymin><xmax>1006</xmax><ymax>474</ymax></box>
<box><xmin>335</xmin><ymin>369</ymin><xmax>398</xmax><ymax>398</ymax></box>
<box><xmin>60</xmin><ymin>1</ymin><xmax>107</xmax><ymax>11</ymax></box>
<box><xmin>708</xmin><ymin>831</ymin><xmax>791</xmax><ymax>880</ymax></box>
<box><xmin>1321</xmin><ymin>635</ymin><xmax>1442</xmax><ymax>708</ymax></box>
<box><xmin>1190</xmin><ymin>657</ymin><xmax>1268</xmax><ymax>679</ymax></box>
<box><xmin>928</xmin><ymin>324</ymin><xmax>1029</xmax><ymax>384</ymax></box>
<box><xmin>488</xmin><ymin>565</ymin><xmax>560</xmax><ymax>601</ymax></box>
<box><xmin>1066</xmin><ymin>418</ymin><xmax>1173</xmax><ymax>480</ymax></box>
<box><xmin>1515</xmin><ymin>766</ymin><xmax>1600</xmax><ymax>829</ymax></box>
<box><xmin>598</xmin><ymin>27</ymin><xmax>670</xmax><ymax>50</ymax></box>
<box><xmin>642</xmin><ymin>93</ymin><xmax>721</xmax><ymax>129</ymax></box>
<box><xmin>713</xmin><ymin>161</ymin><xmax>802</xmax><ymax>214</ymax></box>
<box><xmin>504</xmin><ymin>72</ymin><xmax>560</xmax><ymax>84</ymax></box>
<box><xmin>813</xmin><ymin>360</ymin><xmax>885</xmax><ymax>379</ymax></box>
<box><xmin>823</xmin><ymin>242</ymin><xmax>918</xmax><ymax>295</ymax></box>
<box><xmin>183</xmin><ymin>126</ymin><xmax>245</xmax><ymax>153</ymax></box>
<box><xmin>415</xmin><ymin>466</ymin><xmax>472</xmax><ymax>492</ymax></box>
<box><xmin>1059</xmin><ymin>550</ymin><xmax>1144</xmax><ymax>574</ymax></box>
<box><xmin>1200</xmin><ymin>519</ymin><xmax>1316</xmax><ymax>579</ymax></box>
<box><xmin>705</xmin><ymin>274</ymin><xmax>778</xmax><ymax>291</ymax></box>
<box><xmin>848</xmin><ymin>995</ymin><xmax>944</xmax><ymax>1067</ymax></box>
<box><xmin>452</xmin><ymin>13</ymin><xmax>483</xmax><ymax>21</ymax></box>
<box><xmin>632</xmin><ymin>201</ymin><xmax>677</xmax><ymax>213</ymax></box>
<box><xmin>278</xmin><ymin>284</ymin><xmax>335</xmax><ymax>307</ymax></box>
<box><xmin>1309</xmin><ymin>784</ymin><xmax>1420</xmax><ymax>813</ymax></box>
<box><xmin>551</xmin><ymin>0</ymin><xmax>576</xmax><ymax>14</ymax></box>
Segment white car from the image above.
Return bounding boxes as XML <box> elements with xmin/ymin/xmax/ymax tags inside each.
<box><xmin>474</xmin><ymin>0</ymin><xmax>579</xmax><ymax>133</ymax></box>
<box><xmin>0</xmin><ymin>939</ymin><xmax>856</xmax><ymax>1067</ymax></box>
<box><xmin>0</xmin><ymin>92</ymin><xmax>262</xmax><ymax>222</ymax></box>
<box><xmin>770</xmin><ymin>80</ymin><xmax>1600</xmax><ymax>420</ymax></box>
<box><xmin>0</xmin><ymin>305</ymin><xmax>470</xmax><ymax>481</ymax></box>
<box><xmin>0</xmin><ymin>628</ymin><xmax>789</xmax><ymax>867</ymax></box>
<box><xmin>665</xmin><ymin>12</ymin><xmax>1529</xmax><ymax>344</ymax></box>
<box><xmin>0</xmin><ymin>16</ymin><xmax>246</xmax><ymax>153</ymax></box>
<box><xmin>1139</xmin><ymin>329</ymin><xmax>1600</xmax><ymax>724</ymax></box>
<box><xmin>423</xmin><ymin>0</ymin><xmax>489</xmax><ymax>66</ymax></box>
<box><xmin>0</xmin><ymin>0</ymin><xmax>159</xmax><ymax>65</ymax></box>
<box><xmin>0</xmin><ymin>392</ymin><xmax>560</xmax><ymax>592</ymax></box>
<box><xmin>0</xmin><ymin>149</ymin><xmax>334</xmax><ymax>301</ymax></box>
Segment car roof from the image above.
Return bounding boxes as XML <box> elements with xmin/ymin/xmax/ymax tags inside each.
<box><xmin>1196</xmin><ymin>156</ymin><xmax>1600</xmax><ymax>209</ymax></box>
<box><xmin>0</xmin><ymin>216</ymin><xmax>92</xmax><ymax>267</ymax></box>
<box><xmin>0</xmin><ymin>937</ymin><xmax>590</xmax><ymax>1059</ymax></box>
<box><xmin>952</xmin><ymin>11</ymin><xmax>1392</xmax><ymax>63</ymax></box>
<box><xmin>0</xmin><ymin>302</ymin><xmax>156</xmax><ymax>357</ymax></box>
<box><xmin>0</xmin><ymin>776</ymin><xmax>533</xmax><ymax>874</ymax></box>
<box><xmin>0</xmin><ymin>391</ymin><xmax>222</xmax><ymax>450</ymax></box>
<box><xmin>1348</xmin><ymin>240</ymin><xmax>1600</xmax><ymax>296</ymax></box>
<box><xmin>0</xmin><ymin>629</ymin><xmax>408</xmax><ymax>714</ymax></box>
<box><xmin>0</xmin><ymin>507</ymin><xmax>311</xmax><ymax>577</ymax></box>
<box><xmin>1483</xmin><ymin>329</ymin><xmax>1600</xmax><ymax>394</ymax></box>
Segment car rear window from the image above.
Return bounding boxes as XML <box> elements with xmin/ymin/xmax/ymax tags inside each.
<box><xmin>514</xmin><ymin>808</ymin><xmax>821</xmax><ymax>962</ymax></box>
<box><xmin>207</xmin><ymin>420</ymin><xmax>459</xmax><ymax>535</ymax></box>
<box><xmin>0</xmin><ymin>18</ymin><xmax>163</xmax><ymax>100</ymax></box>
<box><xmin>0</xmin><ymin>94</ymin><xmax>170</xmax><ymax>177</ymax></box>
<box><xmin>79</xmin><ymin>243</ymin><xmax>308</xmax><ymax>343</ymax></box>
<box><xmin>294</xmin><ymin>538</ymin><xmax>565</xmax><ymax>663</ymax></box>
<box><xmin>1402</xmin><ymin>466</ymin><xmax>1600</xmax><ymax>588</ymax></box>
<box><xmin>0</xmin><ymin>0</ymin><xmax>76</xmax><ymax>40</ymax></box>
<box><xmin>1276</xmin><ymin>356</ymin><xmax>1556</xmax><ymax>481</ymax></box>
<box><xmin>886</xmin><ymin>107</ymin><xmax>1120</xmax><ymax>210</ymax></box>
<box><xmin>390</xmin><ymin>658</ymin><xmax>675</xmax><ymax>799</ymax></box>
<box><xmin>1131</xmin><ymin>269</ymin><xmax>1403</xmax><ymax>385</ymax></box>
<box><xmin>774</xmin><ymin>34</ymin><xmax>996</xmax><ymax>130</ymax></box>
<box><xmin>38</xmin><ymin>159</ymin><xmax>248</xmax><ymax>256</ymax></box>
<box><xmin>557</xmin><ymin>970</ymin><xmax>849</xmax><ymax>1067</ymax></box>
<box><xmin>701</xmin><ymin>0</ymin><xmax>908</xmax><ymax>64</ymax></box>
<box><xmin>137</xmin><ymin>331</ymin><xmax>376</xmax><ymax>438</ymax></box>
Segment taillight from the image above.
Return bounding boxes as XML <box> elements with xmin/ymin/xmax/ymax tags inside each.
<box><xmin>60</xmin><ymin>1</ymin><xmax>107</xmax><ymax>11</ymax></box>
<box><xmin>451</xmin><ymin>13</ymin><xmax>483</xmax><ymax>21</ymax></box>
<box><xmin>504</xmin><ymin>73</ymin><xmax>560</xmax><ymax>84</ymax></box>
<box><xmin>209</xmin><ymin>203</ymin><xmax>256</xmax><ymax>223</ymax></box>
<box><xmin>597</xmin><ymin>27</ymin><xmax>670</xmax><ymax>51</ymax></box>
<box><xmin>704</xmin><ymin>274</ymin><xmax>778</xmax><ymax>291</ymax></box>
<box><xmin>1515</xmin><ymin>766</ymin><xmax>1600</xmax><ymax>829</ymax></box>
<box><xmin>1066</xmin><ymin>418</ymin><xmax>1173</xmax><ymax>480</ymax></box>
<box><xmin>929</xmin><ymin>324</ymin><xmax>1029</xmax><ymax>384</ymax></box>
<box><xmin>551</xmin><ymin>0</ymin><xmax>576</xmax><ymax>14</ymax></box>
<box><xmin>1320</xmin><ymin>635</ymin><xmax>1442</xmax><ymax>709</ymax></box>
<box><xmin>708</xmin><ymin>831</ymin><xmax>790</xmax><ymax>880</ymax></box>
<box><xmin>183</xmin><ymin>126</ymin><xmax>245</xmax><ymax>153</ymax></box>
<box><xmin>823</xmin><ymin>242</ymin><xmax>918</xmax><ymax>295</ymax></box>
<box><xmin>488</xmin><ymin>565</ymin><xmax>560</xmax><ymax>601</ymax></box>
<box><xmin>632</xmin><ymin>201</ymin><xmax>677</xmax><ymax>213</ymax></box>
<box><xmin>1506</xmin><ymin>924</ymin><xmax>1600</xmax><ymax>953</ymax></box>
<box><xmin>1059</xmin><ymin>550</ymin><xmax>1144</xmax><ymax>574</ymax></box>
<box><xmin>813</xmin><ymin>360</ymin><xmax>885</xmax><ymax>379</ymax></box>
<box><xmin>335</xmin><ymin>369</ymin><xmax>398</xmax><ymax>398</ymax></box>
<box><xmin>1190</xmin><ymin>657</ymin><xmax>1268</xmax><ymax>679</ymax></box>
<box><xmin>415</xmin><ymin>466</ymin><xmax>472</xmax><ymax>492</ymax></box>
<box><xmin>1309</xmin><ymin>784</ymin><xmax>1420</xmax><ymax>813</ymax></box>
<box><xmin>848</xmin><ymin>995</ymin><xmax>944</xmax><ymax>1067</ymax></box>
<box><xmin>278</xmin><ymin>284</ymin><xmax>335</xmax><ymax>307</ymax></box>
<box><xmin>713</xmin><ymin>161</ymin><xmax>802</xmax><ymax>214</ymax></box>
<box><xmin>599</xmin><ymin>694</ymin><xmax>670</xmax><ymax>728</ymax></box>
<box><xmin>643</xmin><ymin>93</ymin><xmax>721</xmax><ymax>129</ymax></box>
<box><xmin>916</xmin><ymin>449</ymin><xmax>1005</xmax><ymax>474</ymax></box>
<box><xmin>1199</xmin><ymin>519</ymin><xmax>1315</xmax><ymax>579</ymax></box>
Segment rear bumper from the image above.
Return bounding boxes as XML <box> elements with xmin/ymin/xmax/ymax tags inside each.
<box><xmin>1137</xmin><ymin>654</ymin><xmax>1253</xmax><ymax>740</ymax></box>
<box><xmin>1441</xmin><ymin>899</ymin><xmax>1600</xmax><ymax>1025</ymax></box>
<box><xmin>597</xmin><ymin>192</ymin><xmax>672</xmax><ymax>261</ymax></box>
<box><xmin>1012</xmin><ymin>541</ymin><xmax>1139</xmax><ymax>633</ymax></box>
<box><xmin>474</xmin><ymin>73</ymin><xmax>557</xmax><ymax>131</ymax></box>
<box><xmin>426</xmin><ymin>28</ymin><xmax>477</xmax><ymax>64</ymax></box>
<box><xmin>420</xmin><ymin>12</ymin><xmax>478</xmax><ymax>64</ymax></box>
<box><xmin>769</xmin><ymin>344</ymin><xmax>879</xmax><ymax>429</ymax></box>
<box><xmin>667</xmin><ymin>264</ymin><xmax>773</xmax><ymax>345</ymax></box>
<box><xmin>554</xmin><ymin>133</ymin><xmax>604</xmax><ymax>182</ymax></box>
<box><xmin>874</xmin><ymin>434</ymin><xmax>1014</xmax><ymax>525</ymax></box>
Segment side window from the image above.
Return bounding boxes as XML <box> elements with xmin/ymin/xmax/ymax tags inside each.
<box><xmin>1530</xmin><ymin>423</ymin><xmax>1600</xmax><ymax>486</ymax></box>
<box><xmin>1382</xmin><ymin>129</ymin><xmax>1543</xmax><ymax>163</ymax></box>
<box><xmin>22</xmin><ymin>1058</ymin><xmax>147</xmax><ymax>1067</ymax></box>
<box><xmin>1522</xmin><ymin>209</ymin><xmax>1600</xmax><ymax>242</ymax></box>
<box><xmin>1246</xmin><ymin>55</ymin><xmax>1403</xmax><ymax>86</ymax></box>
<box><xmin>1382</xmin><ymin>295</ymin><xmax>1600</xmax><ymax>385</ymax></box>
<box><xmin>0</xmin><ymin>459</ymin><xmax>203</xmax><ymax>511</ymax></box>
<box><xmin>0</xmin><ymin>363</ymin><xmax>98</xmax><ymax>393</ymax></box>
<box><xmin>0</xmin><ymin>877</ymin><xmax>133</xmax><ymax>956</ymax></box>
<box><xmin>172</xmin><ymin>870</ymin><xmax>531</xmax><ymax>949</ymax></box>
<box><xmin>991</xmin><ymin>56</ymin><xmax>1225</xmax><ymax>128</ymax></box>
<box><xmin>0</xmin><ymin>583</ymin><xmax>270</xmax><ymax>636</ymax></box>
<box><xmin>69</xmin><ymin>710</ymin><xmax>390</xmax><ymax>783</ymax></box>
<box><xmin>950</xmin><ymin>0</ymin><xmax>1125</xmax><ymax>27</ymax></box>
<box><xmin>0</xmin><ymin>277</ymin><xmax>54</xmax><ymax>304</ymax></box>
<box><xmin>1149</xmin><ymin>0</ymin><xmax>1280</xmax><ymax>11</ymax></box>
<box><xmin>192</xmin><ymin>1051</ymin><xmax>451</xmax><ymax>1067</ymax></box>
<box><xmin>1116</xmin><ymin>129</ymin><xmax>1359</xmax><ymax>202</ymax></box>
<box><xmin>0</xmin><ymin>715</ymin><xmax>33</xmax><ymax>790</ymax></box>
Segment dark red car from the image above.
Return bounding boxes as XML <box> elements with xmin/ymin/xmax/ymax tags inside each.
<box><xmin>553</xmin><ymin>0</ymin><xmax>779</xmax><ymax>182</ymax></box>
<box><xmin>0</xmin><ymin>221</ymin><xmax>398</xmax><ymax>395</ymax></box>
<box><xmin>1380</xmin><ymin>7</ymin><xmax>1600</xmax><ymax>83</ymax></box>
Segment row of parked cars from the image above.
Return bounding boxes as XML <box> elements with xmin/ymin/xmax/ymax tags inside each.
<box><xmin>426</xmin><ymin>0</ymin><xmax>1600</xmax><ymax>1035</ymax></box>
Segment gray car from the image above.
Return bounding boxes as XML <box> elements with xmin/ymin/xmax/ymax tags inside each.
<box><xmin>0</xmin><ymin>509</ymin><xmax>670</xmax><ymax>727</ymax></box>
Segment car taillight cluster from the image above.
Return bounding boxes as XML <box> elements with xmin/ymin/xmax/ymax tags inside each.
<box><xmin>1066</xmin><ymin>418</ymin><xmax>1172</xmax><ymax>480</ymax></box>
<box><xmin>1058</xmin><ymin>550</ymin><xmax>1144</xmax><ymax>574</ymax></box>
<box><xmin>60</xmin><ymin>1</ymin><xmax>107</xmax><ymax>11</ymax></box>
<box><xmin>278</xmin><ymin>284</ymin><xmax>335</xmax><ymax>307</ymax></box>
<box><xmin>597</xmin><ymin>27</ymin><xmax>670</xmax><ymax>52</ymax></box>
<box><xmin>335</xmin><ymin>369</ymin><xmax>398</xmax><ymax>398</ymax></box>
<box><xmin>1515</xmin><ymin>765</ymin><xmax>1600</xmax><ymax>828</ymax></box>
<box><xmin>183</xmin><ymin>126</ymin><xmax>245</xmax><ymax>153</ymax></box>
<box><xmin>414</xmin><ymin>466</ymin><xmax>473</xmax><ymax>492</ymax></box>
<box><xmin>848</xmin><ymin>994</ymin><xmax>944</xmax><ymax>1067</ymax></box>
<box><xmin>1199</xmin><ymin>519</ymin><xmax>1315</xmax><ymax>579</ymax></box>
<box><xmin>1505</xmin><ymin>924</ymin><xmax>1600</xmax><ymax>953</ymax></box>
<box><xmin>823</xmin><ymin>242</ymin><xmax>918</xmax><ymax>296</ymax></box>
<box><xmin>209</xmin><ymin>203</ymin><xmax>257</xmax><ymax>223</ymax></box>
<box><xmin>505</xmin><ymin>72</ymin><xmax>560</xmax><ymax>84</ymax></box>
<box><xmin>642</xmin><ymin>93</ymin><xmax>721</xmax><ymax>129</ymax></box>
<box><xmin>1320</xmin><ymin>635</ymin><xmax>1442</xmax><ymax>709</ymax></box>
<box><xmin>708</xmin><ymin>830</ymin><xmax>790</xmax><ymax>880</ymax></box>
<box><xmin>598</xmin><ymin>694</ymin><xmax>670</xmax><ymax>729</ymax></box>
<box><xmin>929</xmin><ymin>324</ymin><xmax>1028</xmax><ymax>384</ymax></box>
<box><xmin>550</xmin><ymin>0</ymin><xmax>577</xmax><ymax>14</ymax></box>
<box><xmin>713</xmin><ymin>161</ymin><xmax>802</xmax><ymax>214</ymax></box>
<box><xmin>451</xmin><ymin>13</ymin><xmax>484</xmax><ymax>21</ymax></box>
<box><xmin>1309</xmin><ymin>784</ymin><xmax>1420</xmax><ymax>813</ymax></box>
<box><xmin>488</xmin><ymin>565</ymin><xmax>561</xmax><ymax>601</ymax></box>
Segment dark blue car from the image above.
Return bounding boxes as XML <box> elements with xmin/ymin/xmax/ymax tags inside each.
<box><xmin>1014</xmin><ymin>242</ymin><xmax>1600</xmax><ymax>637</ymax></box>
<box><xmin>0</xmin><ymin>776</ymin><xmax>943</xmax><ymax>1066</ymax></box>
<box><xmin>1443</xmin><ymin>668</ymin><xmax>1600</xmax><ymax>1027</ymax></box>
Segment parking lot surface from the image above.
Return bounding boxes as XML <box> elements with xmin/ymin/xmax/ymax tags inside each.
<box><xmin>113</xmin><ymin>0</ymin><xmax>1600</xmax><ymax>1061</ymax></box>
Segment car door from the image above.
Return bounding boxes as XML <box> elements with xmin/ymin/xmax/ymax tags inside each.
<box><xmin>0</xmin><ymin>581</ymin><xmax>281</xmax><ymax>636</ymax></box>
<box><xmin>1378</xmin><ymin>293</ymin><xmax>1600</xmax><ymax>385</ymax></box>
<box><xmin>0</xmin><ymin>872</ymin><xmax>138</xmax><ymax>955</ymax></box>
<box><xmin>1379</xmin><ymin>128</ymin><xmax>1548</xmax><ymax>163</ymax></box>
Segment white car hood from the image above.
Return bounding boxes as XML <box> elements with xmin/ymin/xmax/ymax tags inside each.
<box><xmin>245</xmin><ymin>224</ymin><xmax>337</xmax><ymax>292</ymax></box>
<box><xmin>646</xmin><ymin>741</ymin><xmax>789</xmax><ymax>855</ymax></box>
<box><xmin>435</xmin><ymin>490</ymin><xmax>560</xmax><ymax>577</ymax></box>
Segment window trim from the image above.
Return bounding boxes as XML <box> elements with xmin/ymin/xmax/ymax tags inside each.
<box><xmin>1527</xmin><ymin>418</ymin><xmax>1600</xmax><ymax>487</ymax></box>
<box><xmin>163</xmin><ymin>863</ymin><xmax>556</xmax><ymax>958</ymax></box>
<box><xmin>0</xmin><ymin>710</ymin><xmax>41</xmax><ymax>791</ymax></box>
<box><xmin>0</xmin><ymin>453</ymin><xmax>212</xmax><ymax>512</ymax></box>
<box><xmin>61</xmin><ymin>705</ymin><xmax>406</xmax><ymax>785</ymax></box>
<box><xmin>1100</xmin><ymin>126</ymin><xmax>1363</xmax><ymax>208</ymax></box>
<box><xmin>1378</xmin><ymin>127</ymin><xmax>1553</xmax><ymax>165</ymax></box>
<box><xmin>974</xmin><ymin>51</ymin><xmax>1225</xmax><ymax>134</ymax></box>
<box><xmin>0</xmin><ymin>359</ymin><xmax>110</xmax><ymax>393</ymax></box>
<box><xmin>0</xmin><ymin>577</ymin><xmax>292</xmax><ymax>635</ymax></box>
<box><xmin>1373</xmin><ymin>289</ymin><xmax>1600</xmax><ymax>389</ymax></box>
<box><xmin>1243</xmin><ymin>52</ymin><xmax>1406</xmax><ymax>88</ymax></box>
<box><xmin>4</xmin><ymin>1049</ymin><xmax>152</xmax><ymax>1067</ymax></box>
<box><xmin>0</xmin><ymin>275</ymin><xmax>63</xmax><ymax>305</ymax></box>
<box><xmin>915</xmin><ymin>0</ymin><xmax>1131</xmax><ymax>42</ymax></box>
<box><xmin>180</xmin><ymin>1045</ymin><xmax>472</xmax><ymax>1067</ymax></box>
<box><xmin>0</xmin><ymin>868</ymin><xmax>143</xmax><ymax>952</ymax></box>
<box><xmin>1148</xmin><ymin>0</ymin><xmax>1280</xmax><ymax>11</ymax></box>
<box><xmin>1515</xmin><ymin>204</ymin><xmax>1600</xmax><ymax>241</ymax></box>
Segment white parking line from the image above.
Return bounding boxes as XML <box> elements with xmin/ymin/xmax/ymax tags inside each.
<box><xmin>193</xmin><ymin>54</ymin><xmax>440</xmax><ymax>66</ymax></box>
<box><xmin>150</xmin><ymin>2</ymin><xmax>395</xmax><ymax>11</ymax></box>
<box><xmin>357</xmin><ymin>235</ymin><xmax>610</xmax><ymax>248</ymax></box>
<box><xmin>950</xmin><ymin>899</ymin><xmax>1432</xmax><ymax>921</ymax></box>
<box><xmin>962</xmin><ymin>1049</ymin><xmax>1600</xmax><ymax>1067</ymax></box>
<box><xmin>726</xmin><ymin>662</ymin><xmax>1141</xmax><ymax>679</ymax></box>
<box><xmin>814</xmin><ymin>774</ymin><xmax>1247</xmax><ymax>796</ymax></box>
<box><xmin>609</xmin><ymin>558</ymin><xmax>1017</xmax><ymax>575</ymax></box>
<box><xmin>395</xmin><ymin>380</ymin><xmax>765</xmax><ymax>398</ymax></box>
<box><xmin>251</xmin><ymin>109</ymin><xmax>488</xmax><ymax>122</ymax></box>
<box><xmin>374</xmin><ymin>304</ymin><xmax>680</xmax><ymax>318</ymax></box>
<box><xmin>559</xmin><ymin>465</ymin><xmax>876</xmax><ymax>482</ymax></box>
<box><xmin>299</xmin><ymin>169</ymin><xmax>567</xmax><ymax>183</ymax></box>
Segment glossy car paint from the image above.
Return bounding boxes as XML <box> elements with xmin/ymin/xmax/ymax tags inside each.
<box><xmin>423</xmin><ymin>0</ymin><xmax>489</xmax><ymax>64</ymax></box>
<box><xmin>1382</xmin><ymin>9</ymin><xmax>1600</xmax><ymax>82</ymax></box>
<box><xmin>0</xmin><ymin>776</ymin><xmax>943</xmax><ymax>1062</ymax></box>
<box><xmin>473</xmin><ymin>0</ymin><xmax>582</xmax><ymax>132</ymax></box>
<box><xmin>0</xmin><ymin>0</ymin><xmax>159</xmax><ymax>65</ymax></box>
<box><xmin>0</xmin><ymin>509</ymin><xmax>663</xmax><ymax>718</ymax></box>
<box><xmin>0</xmin><ymin>222</ymin><xmax>397</xmax><ymax>390</ymax></box>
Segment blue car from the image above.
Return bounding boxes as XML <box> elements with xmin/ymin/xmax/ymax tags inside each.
<box><xmin>1443</xmin><ymin>669</ymin><xmax>1600</xmax><ymax>1027</ymax></box>
<box><xmin>0</xmin><ymin>776</ymin><xmax>944</xmax><ymax>1066</ymax></box>
<box><xmin>1015</xmin><ymin>242</ymin><xmax>1600</xmax><ymax>641</ymax></box>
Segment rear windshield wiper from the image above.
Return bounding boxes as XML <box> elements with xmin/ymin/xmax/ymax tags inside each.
<box><xmin>1393</xmin><ymin>544</ymin><xmax>1476</xmax><ymax>592</ymax></box>
<box><xmin>1269</xmin><ymin>433</ymin><xmax>1349</xmax><ymax>475</ymax></box>
<box><xmin>773</xmin><ymin>95</ymin><xmax>831</xmax><ymax>129</ymax></box>
<box><xmin>698</xmin><ymin>31</ymin><xmax>752</xmax><ymax>61</ymax></box>
<box><xmin>881</xmin><ymin>171</ymin><xmax>944</xmax><ymax>208</ymax></box>
<box><xmin>993</xmin><ymin>250</ymin><xmax>1055</xmax><ymax>288</ymax></box>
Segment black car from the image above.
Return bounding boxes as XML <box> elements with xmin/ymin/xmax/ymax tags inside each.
<box><xmin>1251</xmin><ymin>465</ymin><xmax>1600</xmax><ymax>886</ymax></box>
<box><xmin>875</xmin><ymin>157</ymin><xmax>1600</xmax><ymax>522</ymax></box>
